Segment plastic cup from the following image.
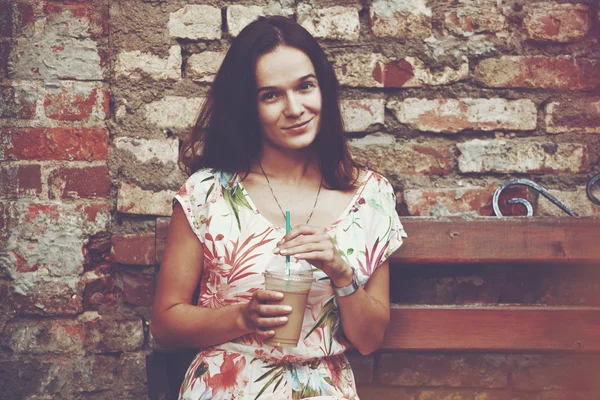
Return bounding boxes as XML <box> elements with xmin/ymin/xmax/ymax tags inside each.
<box><xmin>264</xmin><ymin>271</ymin><xmax>314</xmax><ymax>347</ymax></box>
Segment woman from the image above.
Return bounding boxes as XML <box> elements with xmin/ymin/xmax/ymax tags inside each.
<box><xmin>151</xmin><ymin>16</ymin><xmax>407</xmax><ymax>400</ymax></box>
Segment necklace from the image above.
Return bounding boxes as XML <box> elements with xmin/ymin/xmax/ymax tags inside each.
<box><xmin>258</xmin><ymin>161</ymin><xmax>323</xmax><ymax>226</ymax></box>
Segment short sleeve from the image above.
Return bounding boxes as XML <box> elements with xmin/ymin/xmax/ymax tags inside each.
<box><xmin>360</xmin><ymin>172</ymin><xmax>407</xmax><ymax>274</ymax></box>
<box><xmin>173</xmin><ymin>169</ymin><xmax>215</xmax><ymax>244</ymax></box>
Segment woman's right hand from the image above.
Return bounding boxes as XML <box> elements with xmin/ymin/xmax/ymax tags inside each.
<box><xmin>240</xmin><ymin>290</ymin><xmax>292</xmax><ymax>339</ymax></box>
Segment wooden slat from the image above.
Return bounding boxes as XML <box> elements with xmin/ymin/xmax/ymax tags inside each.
<box><xmin>391</xmin><ymin>217</ymin><xmax>600</xmax><ymax>265</ymax></box>
<box><xmin>382</xmin><ymin>306</ymin><xmax>600</xmax><ymax>351</ymax></box>
<box><xmin>154</xmin><ymin>217</ymin><xmax>600</xmax><ymax>265</ymax></box>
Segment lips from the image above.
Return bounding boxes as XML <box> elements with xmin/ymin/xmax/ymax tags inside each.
<box><xmin>283</xmin><ymin>118</ymin><xmax>313</xmax><ymax>130</ymax></box>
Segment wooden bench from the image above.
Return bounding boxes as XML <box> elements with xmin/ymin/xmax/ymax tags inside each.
<box><xmin>147</xmin><ymin>217</ymin><xmax>600</xmax><ymax>399</ymax></box>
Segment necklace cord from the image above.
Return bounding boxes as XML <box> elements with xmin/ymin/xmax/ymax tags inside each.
<box><xmin>257</xmin><ymin>161</ymin><xmax>323</xmax><ymax>226</ymax></box>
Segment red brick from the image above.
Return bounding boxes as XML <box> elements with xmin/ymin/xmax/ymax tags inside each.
<box><xmin>0</xmin><ymin>164</ymin><xmax>42</xmax><ymax>198</ymax></box>
<box><xmin>82</xmin><ymin>315</ymin><xmax>144</xmax><ymax>353</ymax></box>
<box><xmin>112</xmin><ymin>233</ymin><xmax>156</xmax><ymax>265</ymax></box>
<box><xmin>13</xmin><ymin>278</ymin><xmax>84</xmax><ymax>316</ymax></box>
<box><xmin>48</xmin><ymin>165</ymin><xmax>109</xmax><ymax>199</ymax></box>
<box><xmin>83</xmin><ymin>275</ymin><xmax>117</xmax><ymax>311</ymax></box>
<box><xmin>44</xmin><ymin>84</ymin><xmax>110</xmax><ymax>121</ymax></box>
<box><xmin>445</xmin><ymin>5</ymin><xmax>506</xmax><ymax>37</ymax></box>
<box><xmin>475</xmin><ymin>56</ymin><xmax>600</xmax><ymax>90</ymax></box>
<box><xmin>0</xmin><ymin>86</ymin><xmax>37</xmax><ymax>119</ymax></box>
<box><xmin>43</xmin><ymin>3</ymin><xmax>109</xmax><ymax>38</ymax></box>
<box><xmin>510</xmin><ymin>354</ymin><xmax>600</xmax><ymax>390</ymax></box>
<box><xmin>523</xmin><ymin>3</ymin><xmax>590</xmax><ymax>43</ymax></box>
<box><xmin>0</xmin><ymin>128</ymin><xmax>108</xmax><ymax>161</ymax></box>
<box><xmin>0</xmin><ymin>201</ymin><xmax>9</xmax><ymax>244</ymax></box>
<box><xmin>122</xmin><ymin>272</ymin><xmax>154</xmax><ymax>307</ymax></box>
<box><xmin>545</xmin><ymin>98</ymin><xmax>600</xmax><ymax>134</ymax></box>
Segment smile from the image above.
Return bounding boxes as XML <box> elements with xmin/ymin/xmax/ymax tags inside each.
<box><xmin>282</xmin><ymin>118</ymin><xmax>313</xmax><ymax>130</ymax></box>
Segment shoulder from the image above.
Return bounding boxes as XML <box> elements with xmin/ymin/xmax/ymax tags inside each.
<box><xmin>176</xmin><ymin>168</ymin><xmax>217</xmax><ymax>199</ymax></box>
<box><xmin>361</xmin><ymin>168</ymin><xmax>394</xmax><ymax>193</ymax></box>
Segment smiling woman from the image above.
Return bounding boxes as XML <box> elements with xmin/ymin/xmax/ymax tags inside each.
<box><xmin>151</xmin><ymin>16</ymin><xmax>407</xmax><ymax>400</ymax></box>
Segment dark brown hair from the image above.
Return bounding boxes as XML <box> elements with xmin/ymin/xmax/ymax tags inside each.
<box><xmin>181</xmin><ymin>16</ymin><xmax>358</xmax><ymax>189</ymax></box>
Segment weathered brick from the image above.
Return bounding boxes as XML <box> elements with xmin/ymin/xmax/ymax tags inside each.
<box><xmin>474</xmin><ymin>391</ymin><xmax>539</xmax><ymax>400</ymax></box>
<box><xmin>122</xmin><ymin>272</ymin><xmax>154</xmax><ymax>307</ymax></box>
<box><xmin>187</xmin><ymin>51</ymin><xmax>225</xmax><ymax>82</ymax></box>
<box><xmin>0</xmin><ymin>3</ymin><xmax>12</xmax><ymax>37</ymax></box>
<box><xmin>539</xmin><ymin>390</ymin><xmax>600</xmax><ymax>400</ymax></box>
<box><xmin>114</xmin><ymin>137</ymin><xmax>179</xmax><ymax>164</ymax></box>
<box><xmin>509</xmin><ymin>355</ymin><xmax>600</xmax><ymax>390</ymax></box>
<box><xmin>388</xmin><ymin>98</ymin><xmax>537</xmax><ymax>133</ymax></box>
<box><xmin>43</xmin><ymin>2</ymin><xmax>109</xmax><ymax>38</ymax></box>
<box><xmin>475</xmin><ymin>56</ymin><xmax>600</xmax><ymax>90</ymax></box>
<box><xmin>6</xmin><ymin>201</ymin><xmax>110</xmax><ymax>278</ymax></box>
<box><xmin>0</xmin><ymin>164</ymin><xmax>42</xmax><ymax>198</ymax></box>
<box><xmin>168</xmin><ymin>5</ymin><xmax>221</xmax><ymax>40</ymax></box>
<box><xmin>538</xmin><ymin>187</ymin><xmax>600</xmax><ymax>217</ymax></box>
<box><xmin>145</xmin><ymin>96</ymin><xmax>204</xmax><ymax>131</ymax></box>
<box><xmin>298</xmin><ymin>5</ymin><xmax>360</xmax><ymax>41</ymax></box>
<box><xmin>376</xmin><ymin>354</ymin><xmax>509</xmax><ymax>388</ymax></box>
<box><xmin>120</xmin><ymin>352</ymin><xmax>148</xmax><ymax>391</ymax></box>
<box><xmin>83</xmin><ymin>273</ymin><xmax>117</xmax><ymax>311</ymax></box>
<box><xmin>116</xmin><ymin>45</ymin><xmax>181</xmax><ymax>81</ymax></box>
<box><xmin>0</xmin><ymin>42</ymin><xmax>9</xmax><ymax>80</ymax></box>
<box><xmin>370</xmin><ymin>0</ymin><xmax>432</xmax><ymax>38</ymax></box>
<box><xmin>0</xmin><ymin>86</ymin><xmax>37</xmax><ymax>119</ymax></box>
<box><xmin>117</xmin><ymin>182</ymin><xmax>175</xmax><ymax>216</ymax></box>
<box><xmin>0</xmin><ymin>359</ymin><xmax>51</xmax><ymax>399</ymax></box>
<box><xmin>48</xmin><ymin>165</ymin><xmax>110</xmax><ymax>199</ymax></box>
<box><xmin>227</xmin><ymin>5</ymin><xmax>264</xmax><ymax>37</ymax></box>
<box><xmin>1</xmin><ymin>128</ymin><xmax>108</xmax><ymax>161</ymax></box>
<box><xmin>445</xmin><ymin>3</ymin><xmax>506</xmax><ymax>37</ymax></box>
<box><xmin>13</xmin><ymin>276</ymin><xmax>83</xmax><ymax>316</ymax></box>
<box><xmin>419</xmin><ymin>390</ymin><xmax>476</xmax><ymax>400</ymax></box>
<box><xmin>545</xmin><ymin>98</ymin><xmax>600</xmax><ymax>134</ymax></box>
<box><xmin>82</xmin><ymin>313</ymin><xmax>144</xmax><ymax>352</ymax></box>
<box><xmin>44</xmin><ymin>81</ymin><xmax>109</xmax><ymax>121</ymax></box>
<box><xmin>9</xmin><ymin>23</ymin><xmax>105</xmax><ymax>80</ymax></box>
<box><xmin>112</xmin><ymin>233</ymin><xmax>155</xmax><ymax>265</ymax></box>
<box><xmin>3</xmin><ymin>318</ymin><xmax>86</xmax><ymax>354</ymax></box>
<box><xmin>457</xmin><ymin>140</ymin><xmax>587</xmax><ymax>174</ymax></box>
<box><xmin>357</xmin><ymin>386</ymin><xmax>416</xmax><ymax>400</ymax></box>
<box><xmin>524</xmin><ymin>3</ymin><xmax>590</xmax><ymax>43</ymax></box>
<box><xmin>404</xmin><ymin>185</ymin><xmax>530</xmax><ymax>217</ymax></box>
<box><xmin>334</xmin><ymin>53</ymin><xmax>468</xmax><ymax>88</ymax></box>
<box><xmin>349</xmin><ymin>134</ymin><xmax>452</xmax><ymax>176</ymax></box>
<box><xmin>341</xmin><ymin>99</ymin><xmax>385</xmax><ymax>132</ymax></box>
<box><xmin>68</xmin><ymin>355</ymin><xmax>120</xmax><ymax>392</ymax></box>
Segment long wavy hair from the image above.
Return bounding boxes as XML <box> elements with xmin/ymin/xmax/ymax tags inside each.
<box><xmin>181</xmin><ymin>16</ymin><xmax>358</xmax><ymax>190</ymax></box>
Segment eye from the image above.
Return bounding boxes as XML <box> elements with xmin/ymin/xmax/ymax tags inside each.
<box><xmin>261</xmin><ymin>92</ymin><xmax>279</xmax><ymax>102</ymax></box>
<box><xmin>299</xmin><ymin>81</ymin><xmax>316</xmax><ymax>91</ymax></box>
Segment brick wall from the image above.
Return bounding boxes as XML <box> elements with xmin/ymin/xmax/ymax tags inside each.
<box><xmin>1</xmin><ymin>0</ymin><xmax>599</xmax><ymax>399</ymax></box>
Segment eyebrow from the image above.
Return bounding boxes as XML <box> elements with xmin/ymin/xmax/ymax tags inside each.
<box><xmin>256</xmin><ymin>74</ymin><xmax>317</xmax><ymax>94</ymax></box>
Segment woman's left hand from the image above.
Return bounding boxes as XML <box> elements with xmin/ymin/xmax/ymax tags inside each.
<box><xmin>274</xmin><ymin>225</ymin><xmax>353</xmax><ymax>287</ymax></box>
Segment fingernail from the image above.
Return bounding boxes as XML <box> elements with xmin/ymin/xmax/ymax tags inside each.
<box><xmin>268</xmin><ymin>330</ymin><xmax>275</xmax><ymax>336</ymax></box>
<box><xmin>273</xmin><ymin>247</ymin><xmax>279</xmax><ymax>254</ymax></box>
<box><xmin>280</xmin><ymin>317</ymin><xmax>288</xmax><ymax>323</ymax></box>
<box><xmin>275</xmin><ymin>293</ymin><xmax>284</xmax><ymax>299</ymax></box>
<box><xmin>282</xmin><ymin>306</ymin><xmax>292</xmax><ymax>312</ymax></box>
<box><xmin>278</xmin><ymin>239</ymin><xmax>285</xmax><ymax>245</ymax></box>
<box><xmin>279</xmin><ymin>249</ymin><xmax>287</xmax><ymax>255</ymax></box>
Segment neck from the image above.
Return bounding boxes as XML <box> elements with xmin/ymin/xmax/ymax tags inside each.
<box><xmin>253</xmin><ymin>146</ymin><xmax>320</xmax><ymax>184</ymax></box>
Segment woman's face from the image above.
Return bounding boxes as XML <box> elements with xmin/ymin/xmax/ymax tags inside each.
<box><xmin>255</xmin><ymin>45</ymin><xmax>322</xmax><ymax>153</ymax></box>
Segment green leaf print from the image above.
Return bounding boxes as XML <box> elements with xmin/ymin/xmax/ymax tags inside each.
<box><xmin>194</xmin><ymin>361</ymin><xmax>208</xmax><ymax>379</ymax></box>
<box><xmin>205</xmin><ymin>182</ymin><xmax>215</xmax><ymax>202</ymax></box>
<box><xmin>253</xmin><ymin>367</ymin><xmax>285</xmax><ymax>400</ymax></box>
<box><xmin>347</xmin><ymin>248</ymin><xmax>354</xmax><ymax>255</ymax></box>
<box><xmin>222</xmin><ymin>182</ymin><xmax>253</xmax><ymax>230</ymax></box>
<box><xmin>305</xmin><ymin>296</ymin><xmax>340</xmax><ymax>355</ymax></box>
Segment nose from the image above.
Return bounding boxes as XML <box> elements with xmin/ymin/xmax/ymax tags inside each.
<box><xmin>283</xmin><ymin>93</ymin><xmax>304</xmax><ymax>118</ymax></box>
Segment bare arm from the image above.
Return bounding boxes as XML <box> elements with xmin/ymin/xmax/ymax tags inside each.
<box><xmin>151</xmin><ymin>203</ymin><xmax>291</xmax><ymax>349</ymax></box>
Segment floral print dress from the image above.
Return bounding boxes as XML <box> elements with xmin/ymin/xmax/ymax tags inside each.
<box><xmin>174</xmin><ymin>168</ymin><xmax>407</xmax><ymax>400</ymax></box>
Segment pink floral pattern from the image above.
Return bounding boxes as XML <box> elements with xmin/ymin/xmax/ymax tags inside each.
<box><xmin>175</xmin><ymin>169</ymin><xmax>406</xmax><ymax>399</ymax></box>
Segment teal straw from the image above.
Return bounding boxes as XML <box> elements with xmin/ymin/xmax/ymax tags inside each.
<box><xmin>285</xmin><ymin>210</ymin><xmax>291</xmax><ymax>277</ymax></box>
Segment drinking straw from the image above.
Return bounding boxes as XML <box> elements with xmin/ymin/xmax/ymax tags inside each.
<box><xmin>285</xmin><ymin>210</ymin><xmax>291</xmax><ymax>277</ymax></box>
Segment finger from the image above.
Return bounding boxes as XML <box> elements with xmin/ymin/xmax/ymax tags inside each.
<box><xmin>254</xmin><ymin>290</ymin><xmax>285</xmax><ymax>302</ymax></box>
<box><xmin>254</xmin><ymin>315</ymin><xmax>289</xmax><ymax>329</ymax></box>
<box><xmin>255</xmin><ymin>304</ymin><xmax>293</xmax><ymax>317</ymax></box>
<box><xmin>278</xmin><ymin>233</ymin><xmax>330</xmax><ymax>253</ymax></box>
<box><xmin>280</xmin><ymin>225</ymin><xmax>324</xmax><ymax>244</ymax></box>
<box><xmin>279</xmin><ymin>241</ymin><xmax>327</xmax><ymax>256</ymax></box>
<box><xmin>255</xmin><ymin>329</ymin><xmax>276</xmax><ymax>339</ymax></box>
